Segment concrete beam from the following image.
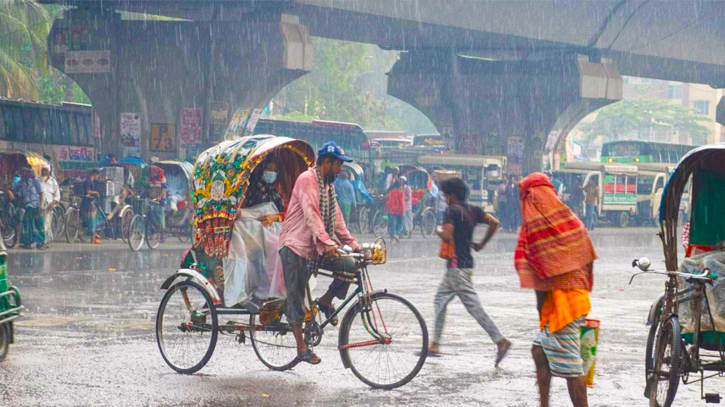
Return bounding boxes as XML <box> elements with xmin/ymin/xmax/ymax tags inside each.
<box><xmin>48</xmin><ymin>10</ymin><xmax>312</xmax><ymax>159</ymax></box>
<box><xmin>388</xmin><ymin>52</ymin><xmax>622</xmax><ymax>173</ymax></box>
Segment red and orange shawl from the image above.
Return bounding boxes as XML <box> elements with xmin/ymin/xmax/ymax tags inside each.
<box><xmin>514</xmin><ymin>173</ymin><xmax>596</xmax><ymax>292</ymax></box>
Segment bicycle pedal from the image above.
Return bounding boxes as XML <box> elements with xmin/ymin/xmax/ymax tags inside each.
<box><xmin>236</xmin><ymin>331</ymin><xmax>246</xmax><ymax>344</ymax></box>
<box><xmin>704</xmin><ymin>393</ymin><xmax>720</xmax><ymax>403</ymax></box>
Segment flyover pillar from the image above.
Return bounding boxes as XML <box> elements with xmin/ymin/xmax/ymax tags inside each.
<box><xmin>48</xmin><ymin>10</ymin><xmax>312</xmax><ymax>160</ymax></box>
<box><xmin>388</xmin><ymin>51</ymin><xmax>622</xmax><ymax>174</ymax></box>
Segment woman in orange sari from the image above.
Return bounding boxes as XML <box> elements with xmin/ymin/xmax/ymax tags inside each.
<box><xmin>515</xmin><ymin>173</ymin><xmax>596</xmax><ymax>407</ymax></box>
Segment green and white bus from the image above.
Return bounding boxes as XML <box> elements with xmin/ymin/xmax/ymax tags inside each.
<box><xmin>601</xmin><ymin>140</ymin><xmax>695</xmax><ymax>164</ymax></box>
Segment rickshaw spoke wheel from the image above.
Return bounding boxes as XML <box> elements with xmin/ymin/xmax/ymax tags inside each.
<box><xmin>64</xmin><ymin>207</ymin><xmax>81</xmax><ymax>243</ymax></box>
<box><xmin>650</xmin><ymin>316</ymin><xmax>682</xmax><ymax>407</ymax></box>
<box><xmin>120</xmin><ymin>209</ymin><xmax>134</xmax><ymax>243</ymax></box>
<box><xmin>421</xmin><ymin>209</ymin><xmax>436</xmax><ymax>239</ymax></box>
<box><xmin>51</xmin><ymin>205</ymin><xmax>65</xmax><ymax>241</ymax></box>
<box><xmin>127</xmin><ymin>215</ymin><xmax>145</xmax><ymax>251</ymax></box>
<box><xmin>339</xmin><ymin>292</ymin><xmax>428</xmax><ymax>389</ymax></box>
<box><xmin>146</xmin><ymin>219</ymin><xmax>161</xmax><ymax>249</ymax></box>
<box><xmin>0</xmin><ymin>323</ymin><xmax>9</xmax><ymax>362</ymax></box>
<box><xmin>249</xmin><ymin>314</ymin><xmax>299</xmax><ymax>371</ymax></box>
<box><xmin>156</xmin><ymin>281</ymin><xmax>218</xmax><ymax>374</ymax></box>
<box><xmin>372</xmin><ymin>211</ymin><xmax>388</xmax><ymax>239</ymax></box>
<box><xmin>358</xmin><ymin>207</ymin><xmax>370</xmax><ymax>234</ymax></box>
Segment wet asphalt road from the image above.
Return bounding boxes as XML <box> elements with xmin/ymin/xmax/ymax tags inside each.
<box><xmin>0</xmin><ymin>228</ymin><xmax>706</xmax><ymax>407</ymax></box>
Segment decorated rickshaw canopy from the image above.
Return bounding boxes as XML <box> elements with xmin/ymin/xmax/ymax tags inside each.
<box><xmin>192</xmin><ymin>135</ymin><xmax>315</xmax><ymax>257</ymax></box>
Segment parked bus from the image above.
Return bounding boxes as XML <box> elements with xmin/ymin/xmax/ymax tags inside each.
<box><xmin>601</xmin><ymin>140</ymin><xmax>695</xmax><ymax>164</ymax></box>
<box><xmin>0</xmin><ymin>99</ymin><xmax>96</xmax><ymax>181</ymax></box>
<box><xmin>412</xmin><ymin>134</ymin><xmax>444</xmax><ymax>149</ymax></box>
<box><xmin>417</xmin><ymin>154</ymin><xmax>507</xmax><ymax>213</ymax></box>
<box><xmin>253</xmin><ymin>119</ymin><xmax>368</xmax><ymax>161</ymax></box>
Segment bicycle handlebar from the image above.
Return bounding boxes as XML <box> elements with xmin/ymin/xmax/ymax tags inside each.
<box><xmin>629</xmin><ymin>257</ymin><xmax>715</xmax><ymax>284</ymax></box>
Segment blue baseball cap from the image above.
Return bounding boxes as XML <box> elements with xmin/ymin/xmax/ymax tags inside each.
<box><xmin>318</xmin><ymin>141</ymin><xmax>353</xmax><ymax>162</ymax></box>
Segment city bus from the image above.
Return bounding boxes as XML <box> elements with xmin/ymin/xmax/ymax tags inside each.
<box><xmin>253</xmin><ymin>119</ymin><xmax>368</xmax><ymax>161</ymax></box>
<box><xmin>0</xmin><ymin>99</ymin><xmax>96</xmax><ymax>181</ymax></box>
<box><xmin>600</xmin><ymin>140</ymin><xmax>694</xmax><ymax>164</ymax></box>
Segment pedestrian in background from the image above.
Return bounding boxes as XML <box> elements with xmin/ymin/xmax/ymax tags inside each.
<box><xmin>333</xmin><ymin>171</ymin><xmax>356</xmax><ymax>226</ymax></box>
<box><xmin>39</xmin><ymin>165</ymin><xmax>60</xmax><ymax>244</ymax></box>
<box><xmin>584</xmin><ymin>179</ymin><xmax>599</xmax><ymax>230</ymax></box>
<box><xmin>384</xmin><ymin>166</ymin><xmax>399</xmax><ymax>190</ymax></box>
<box><xmin>82</xmin><ymin>169</ymin><xmax>102</xmax><ymax>244</ymax></box>
<box><xmin>385</xmin><ymin>177</ymin><xmax>405</xmax><ymax>242</ymax></box>
<box><xmin>427</xmin><ymin>177</ymin><xmax>512</xmax><ymax>365</ymax></box>
<box><xmin>431</xmin><ymin>173</ymin><xmax>447</xmax><ymax>224</ymax></box>
<box><xmin>14</xmin><ymin>167</ymin><xmax>47</xmax><ymax>250</ymax></box>
<box><xmin>515</xmin><ymin>172</ymin><xmax>596</xmax><ymax>407</ymax></box>
<box><xmin>497</xmin><ymin>174</ymin><xmax>510</xmax><ymax>231</ymax></box>
<box><xmin>401</xmin><ymin>176</ymin><xmax>413</xmax><ymax>235</ymax></box>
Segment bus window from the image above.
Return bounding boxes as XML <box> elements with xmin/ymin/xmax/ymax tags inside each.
<box><xmin>655</xmin><ymin>176</ymin><xmax>665</xmax><ymax>193</ymax></box>
<box><xmin>0</xmin><ymin>107</ymin><xmax>6</xmax><ymax>139</ymax></box>
<box><xmin>11</xmin><ymin>107</ymin><xmax>23</xmax><ymax>141</ymax></box>
<box><xmin>69</xmin><ymin>113</ymin><xmax>79</xmax><ymax>144</ymax></box>
<box><xmin>637</xmin><ymin>176</ymin><xmax>655</xmax><ymax>195</ymax></box>
<box><xmin>21</xmin><ymin>107</ymin><xmax>32</xmax><ymax>141</ymax></box>
<box><xmin>50</xmin><ymin>111</ymin><xmax>61</xmax><ymax>144</ymax></box>
<box><xmin>59</xmin><ymin>111</ymin><xmax>71</xmax><ymax>144</ymax></box>
<box><xmin>32</xmin><ymin>109</ymin><xmax>44</xmax><ymax>143</ymax></box>
<box><xmin>76</xmin><ymin>114</ymin><xmax>88</xmax><ymax>145</ymax></box>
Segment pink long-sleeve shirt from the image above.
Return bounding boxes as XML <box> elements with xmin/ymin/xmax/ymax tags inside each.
<box><xmin>279</xmin><ymin>168</ymin><xmax>360</xmax><ymax>259</ymax></box>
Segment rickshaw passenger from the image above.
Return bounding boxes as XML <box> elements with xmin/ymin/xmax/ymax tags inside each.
<box><xmin>244</xmin><ymin>156</ymin><xmax>285</xmax><ymax>225</ymax></box>
<box><xmin>82</xmin><ymin>169</ymin><xmax>102</xmax><ymax>244</ymax></box>
<box><xmin>278</xmin><ymin>141</ymin><xmax>361</xmax><ymax>365</ymax></box>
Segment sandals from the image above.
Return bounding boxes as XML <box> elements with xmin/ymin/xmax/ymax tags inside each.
<box><xmin>295</xmin><ymin>349</ymin><xmax>321</xmax><ymax>365</ymax></box>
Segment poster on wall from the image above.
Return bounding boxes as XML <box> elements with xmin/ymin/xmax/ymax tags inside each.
<box><xmin>65</xmin><ymin>50</ymin><xmax>111</xmax><ymax>73</ymax></box>
<box><xmin>244</xmin><ymin>109</ymin><xmax>263</xmax><ymax>136</ymax></box>
<box><xmin>120</xmin><ymin>113</ymin><xmax>141</xmax><ymax>158</ymax></box>
<box><xmin>459</xmin><ymin>132</ymin><xmax>479</xmax><ymax>154</ymax></box>
<box><xmin>506</xmin><ymin>137</ymin><xmax>524</xmax><ymax>175</ymax></box>
<box><xmin>211</xmin><ymin>101</ymin><xmax>229</xmax><ymax>124</ymax></box>
<box><xmin>225</xmin><ymin>109</ymin><xmax>248</xmax><ymax>140</ymax></box>
<box><xmin>179</xmin><ymin>108</ymin><xmax>202</xmax><ymax>145</ymax></box>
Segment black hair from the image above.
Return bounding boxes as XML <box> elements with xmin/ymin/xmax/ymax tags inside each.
<box><xmin>440</xmin><ymin>177</ymin><xmax>468</xmax><ymax>202</ymax></box>
<box><xmin>316</xmin><ymin>154</ymin><xmax>341</xmax><ymax>166</ymax></box>
<box><xmin>90</xmin><ymin>168</ymin><xmax>101</xmax><ymax>176</ymax></box>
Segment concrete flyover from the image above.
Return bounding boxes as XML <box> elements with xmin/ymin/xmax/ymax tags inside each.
<box><xmin>38</xmin><ymin>0</ymin><xmax>724</xmax><ymax>171</ymax></box>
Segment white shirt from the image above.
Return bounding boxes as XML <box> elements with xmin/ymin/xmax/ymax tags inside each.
<box><xmin>40</xmin><ymin>176</ymin><xmax>60</xmax><ymax>210</ymax></box>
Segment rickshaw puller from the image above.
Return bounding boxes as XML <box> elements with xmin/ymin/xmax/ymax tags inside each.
<box><xmin>278</xmin><ymin>141</ymin><xmax>361</xmax><ymax>365</ymax></box>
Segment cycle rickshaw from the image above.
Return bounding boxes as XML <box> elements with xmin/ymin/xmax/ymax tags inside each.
<box><xmin>155</xmin><ymin>135</ymin><xmax>428</xmax><ymax>389</ymax></box>
<box><xmin>155</xmin><ymin>160</ymin><xmax>194</xmax><ymax>242</ymax></box>
<box><xmin>631</xmin><ymin>144</ymin><xmax>725</xmax><ymax>406</ymax></box>
<box><xmin>0</xmin><ymin>239</ymin><xmax>23</xmax><ymax>361</ymax></box>
<box><xmin>371</xmin><ymin>166</ymin><xmax>436</xmax><ymax>239</ymax></box>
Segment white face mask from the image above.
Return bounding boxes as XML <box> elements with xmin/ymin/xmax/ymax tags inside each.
<box><xmin>262</xmin><ymin>171</ymin><xmax>278</xmax><ymax>184</ymax></box>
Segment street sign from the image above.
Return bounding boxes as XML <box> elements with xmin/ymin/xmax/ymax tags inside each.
<box><xmin>150</xmin><ymin>124</ymin><xmax>176</xmax><ymax>152</ymax></box>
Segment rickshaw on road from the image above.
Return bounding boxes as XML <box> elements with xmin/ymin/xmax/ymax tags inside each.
<box><xmin>155</xmin><ymin>135</ymin><xmax>428</xmax><ymax>389</ymax></box>
<box><xmin>630</xmin><ymin>144</ymin><xmax>725</xmax><ymax>406</ymax></box>
<box><xmin>0</xmin><ymin>239</ymin><xmax>22</xmax><ymax>360</ymax></box>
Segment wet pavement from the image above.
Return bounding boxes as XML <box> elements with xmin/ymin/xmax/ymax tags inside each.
<box><xmin>0</xmin><ymin>227</ymin><xmax>705</xmax><ymax>406</ymax></box>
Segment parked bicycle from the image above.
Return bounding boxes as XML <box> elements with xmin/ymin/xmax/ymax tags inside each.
<box><xmin>127</xmin><ymin>198</ymin><xmax>164</xmax><ymax>251</ymax></box>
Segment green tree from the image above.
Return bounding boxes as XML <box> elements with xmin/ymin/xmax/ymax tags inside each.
<box><xmin>580</xmin><ymin>99</ymin><xmax>712</xmax><ymax>146</ymax></box>
<box><xmin>271</xmin><ymin>37</ymin><xmax>437</xmax><ymax>134</ymax></box>
<box><xmin>0</xmin><ymin>0</ymin><xmax>54</xmax><ymax>99</ymax></box>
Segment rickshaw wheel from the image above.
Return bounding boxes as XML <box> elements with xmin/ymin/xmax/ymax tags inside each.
<box><xmin>127</xmin><ymin>215</ymin><xmax>145</xmax><ymax>251</ymax></box>
<box><xmin>156</xmin><ymin>280</ymin><xmax>218</xmax><ymax>374</ymax></box>
<box><xmin>120</xmin><ymin>209</ymin><xmax>134</xmax><ymax>243</ymax></box>
<box><xmin>177</xmin><ymin>225</ymin><xmax>192</xmax><ymax>243</ymax></box>
<box><xmin>645</xmin><ymin>303</ymin><xmax>662</xmax><ymax>397</ymax></box>
<box><xmin>372</xmin><ymin>210</ymin><xmax>388</xmax><ymax>239</ymax></box>
<box><xmin>51</xmin><ymin>205</ymin><xmax>65</xmax><ymax>241</ymax></box>
<box><xmin>650</xmin><ymin>316</ymin><xmax>682</xmax><ymax>407</ymax></box>
<box><xmin>146</xmin><ymin>222</ymin><xmax>161</xmax><ymax>250</ymax></box>
<box><xmin>64</xmin><ymin>207</ymin><xmax>81</xmax><ymax>243</ymax></box>
<box><xmin>0</xmin><ymin>323</ymin><xmax>9</xmax><ymax>361</ymax></box>
<box><xmin>0</xmin><ymin>215</ymin><xmax>16</xmax><ymax>249</ymax></box>
<box><xmin>420</xmin><ymin>209</ymin><xmax>436</xmax><ymax>239</ymax></box>
<box><xmin>357</xmin><ymin>207</ymin><xmax>370</xmax><ymax>234</ymax></box>
<box><xmin>249</xmin><ymin>314</ymin><xmax>299</xmax><ymax>371</ymax></box>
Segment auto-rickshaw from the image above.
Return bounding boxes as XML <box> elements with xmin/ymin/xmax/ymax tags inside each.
<box><xmin>155</xmin><ymin>135</ymin><xmax>428</xmax><ymax>389</ymax></box>
<box><xmin>0</xmin><ymin>239</ymin><xmax>22</xmax><ymax>361</ymax></box>
<box><xmin>630</xmin><ymin>144</ymin><xmax>725</xmax><ymax>406</ymax></box>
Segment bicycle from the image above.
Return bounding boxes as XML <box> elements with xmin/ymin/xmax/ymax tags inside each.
<box><xmin>156</xmin><ymin>240</ymin><xmax>429</xmax><ymax>389</ymax></box>
<box><xmin>0</xmin><ymin>192</ymin><xmax>19</xmax><ymax>248</ymax></box>
<box><xmin>127</xmin><ymin>198</ymin><xmax>164</xmax><ymax>251</ymax></box>
<box><xmin>631</xmin><ymin>257</ymin><xmax>723</xmax><ymax>407</ymax></box>
<box><xmin>401</xmin><ymin>205</ymin><xmax>437</xmax><ymax>239</ymax></box>
<box><xmin>65</xmin><ymin>196</ymin><xmax>111</xmax><ymax>243</ymax></box>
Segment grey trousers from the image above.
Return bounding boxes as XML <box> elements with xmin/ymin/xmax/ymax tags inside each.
<box><xmin>432</xmin><ymin>267</ymin><xmax>505</xmax><ymax>344</ymax></box>
<box><xmin>280</xmin><ymin>246</ymin><xmax>356</xmax><ymax>325</ymax></box>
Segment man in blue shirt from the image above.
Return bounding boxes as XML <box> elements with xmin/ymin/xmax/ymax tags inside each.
<box><xmin>13</xmin><ymin>167</ymin><xmax>47</xmax><ymax>249</ymax></box>
<box><xmin>334</xmin><ymin>171</ymin><xmax>357</xmax><ymax>225</ymax></box>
